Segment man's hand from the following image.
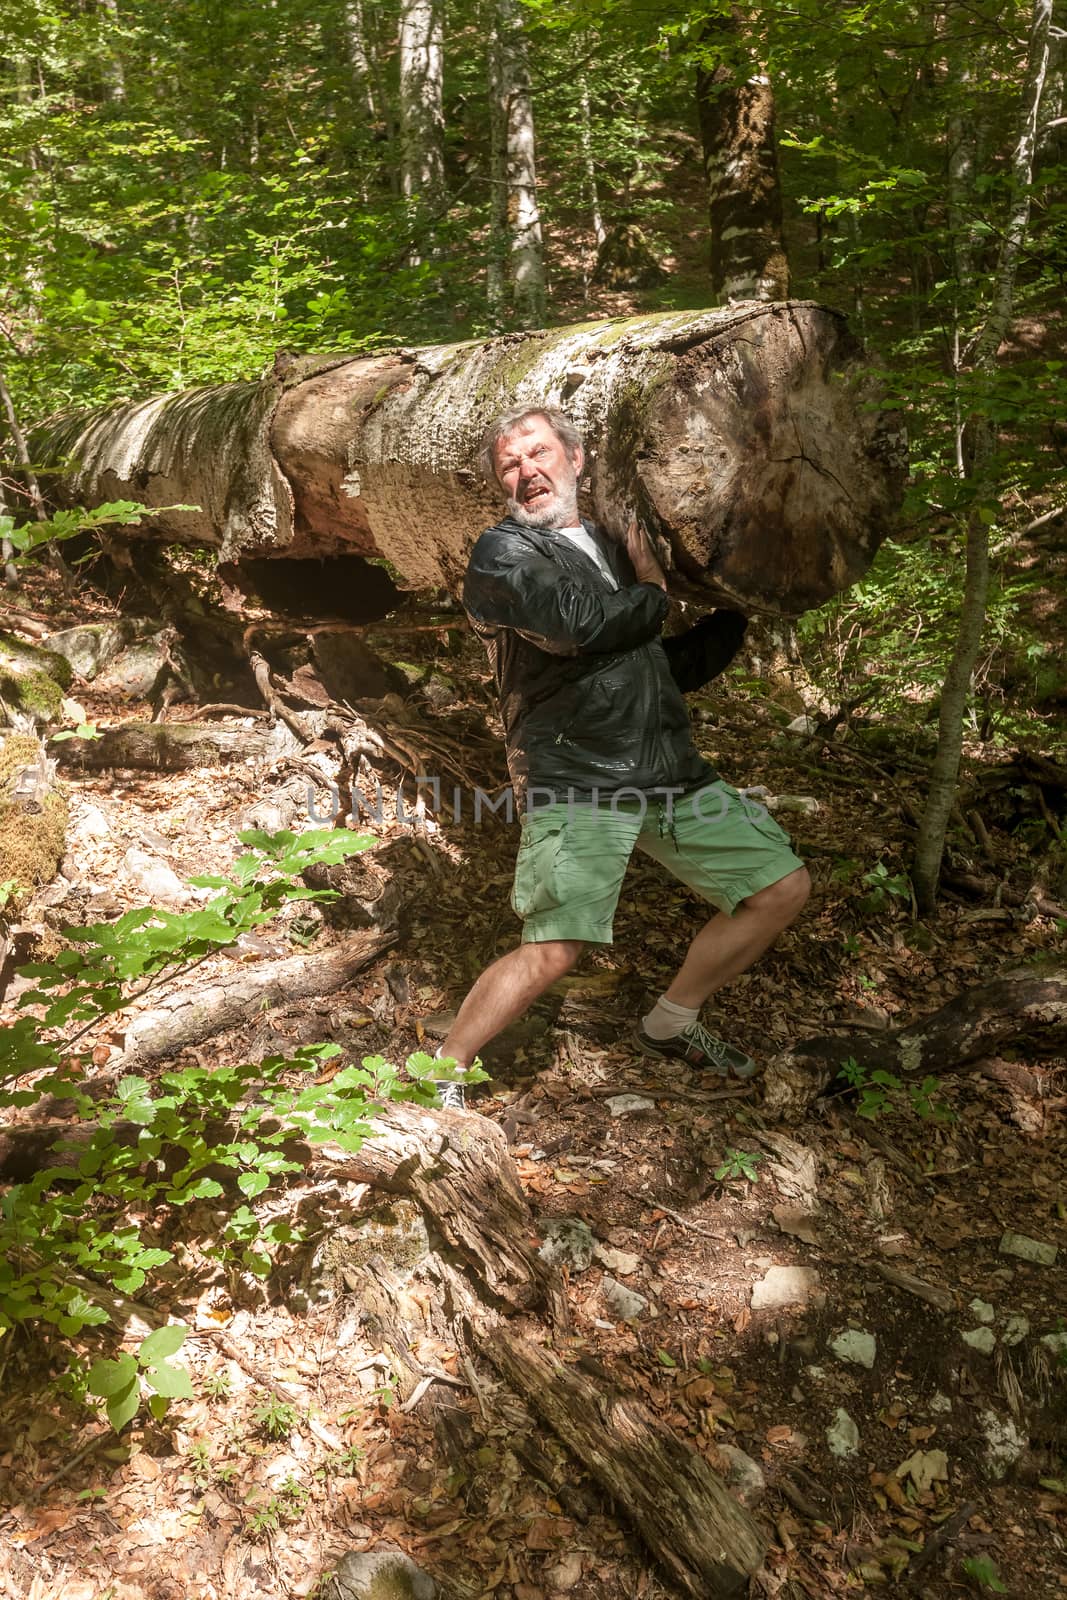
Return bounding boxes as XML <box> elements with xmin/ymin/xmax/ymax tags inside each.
<box><xmin>621</xmin><ymin>518</ymin><xmax>667</xmax><ymax>590</ymax></box>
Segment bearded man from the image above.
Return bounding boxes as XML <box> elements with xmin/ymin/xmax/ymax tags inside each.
<box><xmin>433</xmin><ymin>406</ymin><xmax>809</xmax><ymax>1107</ymax></box>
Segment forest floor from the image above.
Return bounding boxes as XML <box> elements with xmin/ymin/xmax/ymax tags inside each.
<box><xmin>1</xmin><ymin>558</ymin><xmax>1065</xmax><ymax>1600</ymax></box>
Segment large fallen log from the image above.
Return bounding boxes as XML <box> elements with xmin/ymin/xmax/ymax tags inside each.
<box><xmin>30</xmin><ymin>303</ymin><xmax>906</xmax><ymax>615</ymax></box>
<box><xmin>763</xmin><ymin>963</ymin><xmax>1067</xmax><ymax>1119</ymax></box>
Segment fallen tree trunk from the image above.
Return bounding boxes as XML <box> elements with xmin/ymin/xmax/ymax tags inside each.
<box><xmin>763</xmin><ymin>963</ymin><xmax>1067</xmax><ymax>1119</ymax></box>
<box><xmin>30</xmin><ymin>303</ymin><xmax>905</xmax><ymax>616</ymax></box>
<box><xmin>119</xmin><ymin>929</ymin><xmax>395</xmax><ymax>1065</ymax></box>
<box><xmin>50</xmin><ymin>721</ymin><xmax>292</xmax><ymax>770</ymax></box>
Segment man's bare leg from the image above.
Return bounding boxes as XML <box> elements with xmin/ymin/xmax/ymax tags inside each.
<box><xmin>662</xmin><ymin>867</ymin><xmax>810</xmax><ymax>1009</ymax></box>
<box><xmin>439</xmin><ymin>939</ymin><xmax>586</xmax><ymax>1068</ymax></box>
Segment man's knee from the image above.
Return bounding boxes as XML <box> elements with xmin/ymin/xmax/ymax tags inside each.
<box><xmin>745</xmin><ymin>866</ymin><xmax>810</xmax><ymax>926</ymax></box>
<box><xmin>526</xmin><ymin>938</ymin><xmax>586</xmax><ymax>978</ymax></box>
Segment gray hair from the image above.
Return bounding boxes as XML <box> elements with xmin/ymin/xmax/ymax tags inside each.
<box><xmin>477</xmin><ymin>406</ymin><xmax>584</xmax><ymax>484</ymax></box>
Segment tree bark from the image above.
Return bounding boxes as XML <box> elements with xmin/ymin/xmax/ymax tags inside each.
<box><xmin>31</xmin><ymin>306</ymin><xmax>906</xmax><ymax>617</ymax></box>
<box><xmin>912</xmin><ymin>0</ymin><xmax>1053</xmax><ymax>909</ymax></box>
<box><xmin>49</xmin><ymin>721</ymin><xmax>290</xmax><ymax>770</ymax></box>
<box><xmin>399</xmin><ymin>0</ymin><xmax>445</xmax><ymax>215</ymax></box>
<box><xmin>487</xmin><ymin>0</ymin><xmax>546</xmax><ymax>327</ymax></box>
<box><xmin>482</xmin><ymin>1330</ymin><xmax>765</xmax><ymax>1597</ymax></box>
<box><xmin>696</xmin><ymin>11</ymin><xmax>789</xmax><ymax>302</ymax></box>
<box><xmin>762</xmin><ymin>963</ymin><xmax>1067</xmax><ymax>1119</ymax></box>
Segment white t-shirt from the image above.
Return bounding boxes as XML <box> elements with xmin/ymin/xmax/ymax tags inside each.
<box><xmin>556</xmin><ymin>524</ymin><xmax>618</xmax><ymax>591</ymax></box>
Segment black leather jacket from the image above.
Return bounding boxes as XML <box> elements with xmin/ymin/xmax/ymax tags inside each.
<box><xmin>463</xmin><ymin>516</ymin><xmax>747</xmax><ymax>806</ymax></box>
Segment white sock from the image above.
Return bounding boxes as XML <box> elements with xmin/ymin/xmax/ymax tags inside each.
<box><xmin>434</xmin><ymin>1044</ymin><xmax>466</xmax><ymax>1074</ymax></box>
<box><xmin>642</xmin><ymin>994</ymin><xmax>700</xmax><ymax>1041</ymax></box>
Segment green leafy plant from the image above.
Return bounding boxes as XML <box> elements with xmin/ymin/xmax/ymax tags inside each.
<box><xmin>961</xmin><ymin>1555</ymin><xmax>1008</xmax><ymax>1593</ymax></box>
<box><xmin>86</xmin><ymin>1324</ymin><xmax>192</xmax><ymax>1432</ymax></box>
<box><xmin>1</xmin><ymin>502</ymin><xmax>197</xmax><ymax>566</ymax></box>
<box><xmin>714</xmin><ymin>1148</ymin><xmax>763</xmax><ymax>1184</ymax></box>
<box><xmin>859</xmin><ymin>860</ymin><xmax>913</xmax><ymax>914</ymax></box>
<box><xmin>202</xmin><ymin>1369</ymin><xmax>233</xmax><ymax>1402</ymax></box>
<box><xmin>251</xmin><ymin>1396</ymin><xmax>298</xmax><ymax>1441</ymax></box>
<box><xmin>835</xmin><ymin>1058</ymin><xmax>954</xmax><ymax>1123</ymax></box>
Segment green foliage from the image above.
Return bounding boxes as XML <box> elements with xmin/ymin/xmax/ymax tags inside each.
<box><xmin>961</xmin><ymin>1556</ymin><xmax>1008</xmax><ymax>1594</ymax></box>
<box><xmin>0</xmin><ymin>826</ymin><xmax>453</xmax><ymax>1355</ymax></box>
<box><xmin>714</xmin><ymin>1147</ymin><xmax>763</xmax><ymax>1184</ymax></box>
<box><xmin>86</xmin><ymin>1324</ymin><xmax>192</xmax><ymax>1432</ymax></box>
<box><xmin>835</xmin><ymin>1057</ymin><xmax>954</xmax><ymax>1124</ymax></box>
<box><xmin>0</xmin><ymin>502</ymin><xmax>196</xmax><ymax>566</ymax></box>
<box><xmin>251</xmin><ymin>1395</ymin><xmax>298</xmax><ymax>1442</ymax></box>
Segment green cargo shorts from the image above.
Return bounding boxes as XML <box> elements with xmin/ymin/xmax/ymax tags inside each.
<box><xmin>511</xmin><ymin>782</ymin><xmax>804</xmax><ymax>945</ymax></box>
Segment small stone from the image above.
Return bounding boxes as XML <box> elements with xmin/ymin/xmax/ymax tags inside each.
<box><xmin>593</xmin><ymin>1243</ymin><xmax>640</xmax><ymax>1277</ymax></box>
<box><xmin>969</xmin><ymin>1298</ymin><xmax>996</xmax><ymax>1324</ymax></box>
<box><xmin>827</xmin><ymin>1408</ymin><xmax>860</xmax><ymax>1458</ymax></box>
<box><xmin>980</xmin><ymin>1410</ymin><xmax>1026</xmax><ymax>1480</ymax></box>
<box><xmin>122</xmin><ymin>847</ymin><xmax>189</xmax><ymax>906</ymax></box>
<box><xmin>765</xmin><ymin>793</ymin><xmax>821</xmax><ymax>815</ymax></box>
<box><xmin>928</xmin><ymin>1392</ymin><xmax>953</xmax><ymax>1415</ymax></box>
<box><xmin>601</xmin><ymin>1276</ymin><xmax>648</xmax><ymax>1321</ymax></box>
<box><xmin>606</xmin><ymin>1094</ymin><xmax>655</xmax><ymax>1117</ymax></box>
<box><xmin>998</xmin><ymin>1231</ymin><xmax>1058</xmax><ymax>1266</ymax></box>
<box><xmin>772</xmin><ymin>1205</ymin><xmax>819</xmax><ymax>1244</ymax></box>
<box><xmin>1001</xmin><ymin>1315</ymin><xmax>1030</xmax><ymax>1347</ymax></box>
<box><xmin>751</xmin><ymin>1265</ymin><xmax>823</xmax><ymax>1310</ymax></box>
<box><xmin>830</xmin><ymin>1329</ymin><xmax>877</xmax><ymax>1369</ymax></box>
<box><xmin>963</xmin><ymin>1327</ymin><xmax>997</xmax><ymax>1355</ymax></box>
<box><xmin>538</xmin><ymin>1218</ymin><xmax>596</xmax><ymax>1273</ymax></box>
<box><xmin>71</xmin><ymin>803</ymin><xmax>110</xmax><ymax>840</ymax></box>
<box><xmin>1041</xmin><ymin>1330</ymin><xmax>1067</xmax><ymax>1357</ymax></box>
<box><xmin>327</xmin><ymin>1547</ymin><xmax>436</xmax><ymax>1600</ymax></box>
<box><xmin>545</xmin><ymin>1550</ymin><xmax>584</xmax><ymax>1592</ymax></box>
<box><xmin>714</xmin><ymin>1444</ymin><xmax>766</xmax><ymax>1505</ymax></box>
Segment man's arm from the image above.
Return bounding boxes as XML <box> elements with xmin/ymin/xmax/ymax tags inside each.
<box><xmin>464</xmin><ymin>527</ymin><xmax>668</xmax><ymax>655</ymax></box>
<box><xmin>662</xmin><ymin>611</ymin><xmax>749</xmax><ymax>694</ymax></box>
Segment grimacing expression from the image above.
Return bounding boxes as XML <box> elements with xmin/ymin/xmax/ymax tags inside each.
<box><xmin>494</xmin><ymin>416</ymin><xmax>584</xmax><ymax>530</ymax></box>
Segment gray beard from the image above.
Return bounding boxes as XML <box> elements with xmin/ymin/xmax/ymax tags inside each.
<box><xmin>507</xmin><ymin>492</ymin><xmax>581</xmax><ymax>531</ymax></box>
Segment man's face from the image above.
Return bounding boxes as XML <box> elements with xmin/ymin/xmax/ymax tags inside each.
<box><xmin>494</xmin><ymin>416</ymin><xmax>583</xmax><ymax>530</ymax></box>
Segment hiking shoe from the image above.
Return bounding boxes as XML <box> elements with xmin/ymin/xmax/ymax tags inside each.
<box><xmin>433</xmin><ymin>1075</ymin><xmax>468</xmax><ymax>1111</ymax></box>
<box><xmin>632</xmin><ymin>1019</ymin><xmax>757</xmax><ymax>1079</ymax></box>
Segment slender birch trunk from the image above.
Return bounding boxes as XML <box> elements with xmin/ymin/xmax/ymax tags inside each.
<box><xmin>487</xmin><ymin>0</ymin><xmax>545</xmax><ymax>327</ymax></box>
<box><xmin>578</xmin><ymin>72</ymin><xmax>605</xmax><ymax>253</ymax></box>
<box><xmin>695</xmin><ymin>9</ymin><xmax>789</xmax><ymax>302</ymax></box>
<box><xmin>98</xmin><ymin>0</ymin><xmax>126</xmax><ymax>103</ymax></box>
<box><xmin>398</xmin><ymin>0</ymin><xmax>445</xmax><ymax>235</ymax></box>
<box><xmin>342</xmin><ymin>0</ymin><xmax>378</xmax><ymax>125</ymax></box>
<box><xmin>913</xmin><ymin>0</ymin><xmax>1053</xmax><ymax>910</ymax></box>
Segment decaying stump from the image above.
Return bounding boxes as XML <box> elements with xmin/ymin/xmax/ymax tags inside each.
<box><xmin>30</xmin><ymin>303</ymin><xmax>906</xmax><ymax>615</ymax></box>
<box><xmin>763</xmin><ymin>963</ymin><xmax>1067</xmax><ymax>1119</ymax></box>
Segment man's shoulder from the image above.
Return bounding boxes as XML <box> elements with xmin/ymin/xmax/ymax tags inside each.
<box><xmin>468</xmin><ymin>517</ymin><xmax>542</xmax><ymax>566</ymax></box>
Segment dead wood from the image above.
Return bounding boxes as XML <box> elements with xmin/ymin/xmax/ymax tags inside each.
<box><xmin>481</xmin><ymin>1328</ymin><xmax>766</xmax><ymax>1598</ymax></box>
<box><xmin>30</xmin><ymin>305</ymin><xmax>905</xmax><ymax>616</ymax></box>
<box><xmin>50</xmin><ymin>720</ymin><xmax>288</xmax><ymax>770</ymax></box>
<box><xmin>763</xmin><ymin>963</ymin><xmax>1067</xmax><ymax>1119</ymax></box>
<box><xmin>119</xmin><ymin>928</ymin><xmax>395</xmax><ymax>1065</ymax></box>
<box><xmin>941</xmin><ymin>869</ymin><xmax>1065</xmax><ymax>920</ymax></box>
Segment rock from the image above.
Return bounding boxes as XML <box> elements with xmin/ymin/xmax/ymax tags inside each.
<box><xmin>45</xmin><ymin>619</ymin><xmax>143</xmax><ymax>680</ymax></box>
<box><xmin>1001</xmin><ymin>1315</ymin><xmax>1030</xmax><ymax>1347</ymax></box>
<box><xmin>998</xmin><ymin>1231</ymin><xmax>1058</xmax><ymax>1266</ymax></box>
<box><xmin>830</xmin><ymin>1329</ymin><xmax>877</xmax><ymax>1369</ymax></box>
<box><xmin>827</xmin><ymin>1408</ymin><xmax>860</xmax><ymax>1458</ymax></box>
<box><xmin>786</xmin><ymin>715</ymin><xmax>818</xmax><ymax>736</ymax></box>
<box><xmin>121</xmin><ymin>847</ymin><xmax>190</xmax><ymax>906</ymax></box>
<box><xmin>979</xmin><ymin>1410</ymin><xmax>1026</xmax><ymax>1480</ymax></box>
<box><xmin>538</xmin><ymin>1217</ymin><xmax>596</xmax><ymax>1273</ymax></box>
<box><xmin>714</xmin><ymin>1443</ymin><xmax>766</xmax><ymax>1505</ymax></box>
<box><xmin>70</xmin><ymin>802</ymin><xmax>110</xmax><ymax>840</ymax></box>
<box><xmin>928</xmin><ymin>1392</ymin><xmax>953</xmax><ymax>1415</ymax></box>
<box><xmin>544</xmin><ymin>1550</ymin><xmax>584</xmax><ymax>1591</ymax></box>
<box><xmin>752</xmin><ymin>1264</ymin><xmax>823</xmax><ymax>1310</ymax></box>
<box><xmin>326</xmin><ymin>1548</ymin><xmax>436</xmax><ymax>1600</ymax></box>
<box><xmin>962</xmin><ymin>1327</ymin><xmax>996</xmax><ymax>1355</ymax></box>
<box><xmin>601</xmin><ymin>1276</ymin><xmax>648</xmax><ymax>1321</ymax></box>
<box><xmin>969</xmin><ymin>1298</ymin><xmax>995</xmax><ymax>1324</ymax></box>
<box><xmin>94</xmin><ymin>632</ymin><xmax>189</xmax><ymax>699</ymax></box>
<box><xmin>772</xmin><ymin>1205</ymin><xmax>819</xmax><ymax>1244</ymax></box>
<box><xmin>606</xmin><ymin>1093</ymin><xmax>655</xmax><ymax>1117</ymax></box>
<box><xmin>1041</xmin><ymin>1330</ymin><xmax>1067</xmax><ymax>1357</ymax></box>
<box><xmin>764</xmin><ymin>793</ymin><xmax>821</xmax><ymax>815</ymax></box>
<box><xmin>593</xmin><ymin>1243</ymin><xmax>640</xmax><ymax>1277</ymax></box>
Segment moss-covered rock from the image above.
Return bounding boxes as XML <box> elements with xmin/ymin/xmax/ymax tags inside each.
<box><xmin>0</xmin><ymin>734</ymin><xmax>68</xmax><ymax>909</ymax></box>
<box><xmin>0</xmin><ymin>631</ymin><xmax>73</xmax><ymax>726</ymax></box>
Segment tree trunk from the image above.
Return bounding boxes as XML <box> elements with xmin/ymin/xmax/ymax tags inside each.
<box><xmin>398</xmin><ymin>0</ymin><xmax>444</xmax><ymax>215</ymax></box>
<box><xmin>696</xmin><ymin>10</ymin><xmax>789</xmax><ymax>302</ymax></box>
<box><xmin>762</xmin><ymin>963</ymin><xmax>1067</xmax><ymax>1119</ymax></box>
<box><xmin>30</xmin><ymin>305</ymin><xmax>906</xmax><ymax>617</ymax></box>
<box><xmin>488</xmin><ymin>0</ymin><xmax>546</xmax><ymax>327</ymax></box>
<box><xmin>912</xmin><ymin>0</ymin><xmax>1053</xmax><ymax>909</ymax></box>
